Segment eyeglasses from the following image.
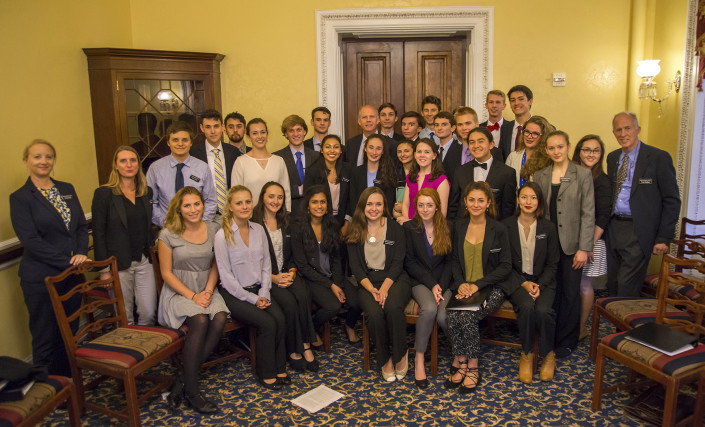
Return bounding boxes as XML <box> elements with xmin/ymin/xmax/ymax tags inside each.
<box><xmin>580</xmin><ymin>148</ymin><xmax>601</xmax><ymax>155</ymax></box>
<box><xmin>522</xmin><ymin>130</ymin><xmax>541</xmax><ymax>138</ymax></box>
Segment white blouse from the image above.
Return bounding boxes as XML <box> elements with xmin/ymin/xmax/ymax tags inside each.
<box><xmin>231</xmin><ymin>154</ymin><xmax>291</xmax><ymax>211</ymax></box>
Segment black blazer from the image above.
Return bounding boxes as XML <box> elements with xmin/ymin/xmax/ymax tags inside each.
<box><xmin>593</xmin><ymin>172</ymin><xmax>612</xmax><ymax>232</ymax></box>
<box><xmin>450</xmin><ymin>217</ymin><xmax>512</xmax><ymax>294</ymax></box>
<box><xmin>448</xmin><ymin>160</ymin><xmax>517</xmax><ymax>220</ymax></box>
<box><xmin>303</xmin><ymin>137</ymin><xmax>317</xmax><ymax>152</ymax></box>
<box><xmin>10</xmin><ymin>178</ymin><xmax>89</xmax><ymax>284</ymax></box>
<box><xmin>189</xmin><ymin>141</ymin><xmax>241</xmax><ymax>188</ymax></box>
<box><xmin>291</xmin><ymin>224</ymin><xmax>345</xmax><ymax>290</ymax></box>
<box><xmin>440</xmin><ymin>139</ymin><xmax>463</xmax><ymax>186</ymax></box>
<box><xmin>344</xmin><ymin>133</ymin><xmax>397</xmax><ymax>166</ymax></box>
<box><xmin>92</xmin><ymin>186</ymin><xmax>153</xmax><ymax>271</ymax></box>
<box><xmin>501</xmin><ymin>216</ymin><xmax>560</xmax><ymax>295</ymax></box>
<box><xmin>303</xmin><ymin>159</ymin><xmax>353</xmax><ymax>227</ymax></box>
<box><xmin>388</xmin><ymin>131</ymin><xmax>405</xmax><ymax>142</ymax></box>
<box><xmin>262</xmin><ymin>226</ymin><xmax>293</xmax><ymax>275</ymax></box>
<box><xmin>480</xmin><ymin>119</ymin><xmax>516</xmax><ymax>160</ymax></box>
<box><xmin>348</xmin><ymin>219</ymin><xmax>406</xmax><ymax>284</ymax></box>
<box><xmin>349</xmin><ymin>164</ymin><xmax>397</xmax><ymax>216</ymax></box>
<box><xmin>274</xmin><ymin>146</ymin><xmax>320</xmax><ymax>215</ymax></box>
<box><xmin>606</xmin><ymin>142</ymin><xmax>680</xmax><ymax>257</ymax></box>
<box><xmin>403</xmin><ymin>220</ymin><xmax>452</xmax><ymax>292</ymax></box>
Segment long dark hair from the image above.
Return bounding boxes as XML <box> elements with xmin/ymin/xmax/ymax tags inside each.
<box><xmin>346</xmin><ymin>186</ymin><xmax>390</xmax><ymax>244</ymax></box>
<box><xmin>311</xmin><ymin>134</ymin><xmax>344</xmax><ymax>184</ymax></box>
<box><xmin>294</xmin><ymin>185</ymin><xmax>340</xmax><ymax>253</ymax></box>
<box><xmin>251</xmin><ymin>181</ymin><xmax>289</xmax><ymax>229</ymax></box>
<box><xmin>363</xmin><ymin>134</ymin><xmax>397</xmax><ymax>187</ymax></box>
<box><xmin>571</xmin><ymin>134</ymin><xmax>605</xmax><ymax>179</ymax></box>
<box><xmin>462</xmin><ymin>181</ymin><xmax>497</xmax><ymax>219</ymax></box>
<box><xmin>514</xmin><ymin>182</ymin><xmax>545</xmax><ymax>218</ymax></box>
<box><xmin>407</xmin><ymin>138</ymin><xmax>446</xmax><ymax>182</ymax></box>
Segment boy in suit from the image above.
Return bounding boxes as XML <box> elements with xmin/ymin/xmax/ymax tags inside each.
<box><xmin>274</xmin><ymin>115</ymin><xmax>320</xmax><ymax>214</ymax></box>
<box><xmin>379</xmin><ymin>103</ymin><xmax>404</xmax><ymax>142</ymax></box>
<box><xmin>225</xmin><ymin>111</ymin><xmax>250</xmax><ymax>154</ymax></box>
<box><xmin>303</xmin><ymin>106</ymin><xmax>331</xmax><ymax>152</ymax></box>
<box><xmin>480</xmin><ymin>90</ymin><xmax>515</xmax><ymax>160</ymax></box>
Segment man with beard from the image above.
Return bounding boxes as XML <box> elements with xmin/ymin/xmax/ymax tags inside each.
<box><xmin>225</xmin><ymin>111</ymin><xmax>250</xmax><ymax>154</ymax></box>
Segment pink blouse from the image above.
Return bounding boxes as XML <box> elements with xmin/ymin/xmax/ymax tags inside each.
<box><xmin>405</xmin><ymin>173</ymin><xmax>448</xmax><ymax>218</ymax></box>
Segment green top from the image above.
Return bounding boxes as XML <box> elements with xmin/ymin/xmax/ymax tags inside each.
<box><xmin>463</xmin><ymin>240</ymin><xmax>484</xmax><ymax>283</ymax></box>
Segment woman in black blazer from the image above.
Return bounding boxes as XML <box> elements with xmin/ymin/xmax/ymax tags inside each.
<box><xmin>347</xmin><ymin>186</ymin><xmax>411</xmax><ymax>382</ymax></box>
<box><xmin>349</xmin><ymin>134</ymin><xmax>398</xmax><ymax>213</ymax></box>
<box><xmin>292</xmin><ymin>185</ymin><xmax>362</xmax><ymax>345</ymax></box>
<box><xmin>10</xmin><ymin>139</ymin><xmax>89</xmax><ymax>376</ymax></box>
<box><xmin>572</xmin><ymin>135</ymin><xmax>611</xmax><ymax>340</ymax></box>
<box><xmin>445</xmin><ymin>181</ymin><xmax>512</xmax><ymax>394</ymax></box>
<box><xmin>502</xmin><ymin>182</ymin><xmax>560</xmax><ymax>383</ymax></box>
<box><xmin>252</xmin><ymin>181</ymin><xmax>318</xmax><ymax>372</ymax></box>
<box><xmin>403</xmin><ymin>187</ymin><xmax>452</xmax><ymax>389</ymax></box>
<box><xmin>92</xmin><ymin>145</ymin><xmax>156</xmax><ymax>326</ymax></box>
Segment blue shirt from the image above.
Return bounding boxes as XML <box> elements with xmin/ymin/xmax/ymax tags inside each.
<box><xmin>366</xmin><ymin>168</ymin><xmax>377</xmax><ymax>188</ymax></box>
<box><xmin>146</xmin><ymin>155</ymin><xmax>217</xmax><ymax>227</ymax></box>
<box><xmin>312</xmin><ymin>136</ymin><xmax>323</xmax><ymax>152</ymax></box>
<box><xmin>214</xmin><ymin>221</ymin><xmax>271</xmax><ymax>304</ymax></box>
<box><xmin>419</xmin><ymin>127</ymin><xmax>440</xmax><ymax>145</ymax></box>
<box><xmin>614</xmin><ymin>141</ymin><xmax>642</xmax><ymax>216</ymax></box>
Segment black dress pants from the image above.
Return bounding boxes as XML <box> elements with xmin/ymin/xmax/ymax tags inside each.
<box><xmin>508</xmin><ymin>274</ymin><xmax>556</xmax><ymax>357</ymax></box>
<box><xmin>553</xmin><ymin>249</ymin><xmax>583</xmax><ymax>351</ymax></box>
<box><xmin>270</xmin><ymin>276</ymin><xmax>315</xmax><ymax>355</ymax></box>
<box><xmin>309</xmin><ymin>278</ymin><xmax>361</xmax><ymax>331</ymax></box>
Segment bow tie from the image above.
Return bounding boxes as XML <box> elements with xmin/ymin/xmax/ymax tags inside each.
<box><xmin>487</xmin><ymin>122</ymin><xmax>500</xmax><ymax>132</ymax></box>
<box><xmin>471</xmin><ymin>160</ymin><xmax>487</xmax><ymax>169</ymax></box>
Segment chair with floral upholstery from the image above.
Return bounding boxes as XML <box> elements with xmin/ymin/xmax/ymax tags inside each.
<box><xmin>45</xmin><ymin>256</ymin><xmax>185</xmax><ymax>427</ymax></box>
<box><xmin>0</xmin><ymin>376</ymin><xmax>80</xmax><ymax>427</ymax></box>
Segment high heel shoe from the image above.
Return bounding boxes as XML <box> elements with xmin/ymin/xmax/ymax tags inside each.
<box><xmin>458</xmin><ymin>367</ymin><xmax>482</xmax><ymax>394</ymax></box>
<box><xmin>444</xmin><ymin>363</ymin><xmax>467</xmax><ymax>389</ymax></box>
<box><xmin>415</xmin><ymin>378</ymin><xmax>430</xmax><ymax>389</ymax></box>
<box><xmin>185</xmin><ymin>393</ymin><xmax>218</xmax><ymax>414</ymax></box>
<box><xmin>166</xmin><ymin>377</ymin><xmax>184</xmax><ymax>410</ymax></box>
<box><xmin>277</xmin><ymin>374</ymin><xmax>292</xmax><ymax>385</ymax></box>
<box><xmin>288</xmin><ymin>355</ymin><xmax>306</xmax><ymax>372</ymax></box>
<box><xmin>394</xmin><ymin>352</ymin><xmax>409</xmax><ymax>381</ymax></box>
<box><xmin>303</xmin><ymin>348</ymin><xmax>319</xmax><ymax>372</ymax></box>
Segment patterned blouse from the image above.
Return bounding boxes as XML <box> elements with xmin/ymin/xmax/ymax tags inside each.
<box><xmin>39</xmin><ymin>186</ymin><xmax>71</xmax><ymax>229</ymax></box>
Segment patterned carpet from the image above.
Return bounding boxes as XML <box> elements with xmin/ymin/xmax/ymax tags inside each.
<box><xmin>42</xmin><ymin>317</ymin><xmax>655</xmax><ymax>426</ymax></box>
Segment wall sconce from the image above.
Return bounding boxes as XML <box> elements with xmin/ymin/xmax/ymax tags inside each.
<box><xmin>636</xmin><ymin>59</ymin><xmax>682</xmax><ymax>117</ymax></box>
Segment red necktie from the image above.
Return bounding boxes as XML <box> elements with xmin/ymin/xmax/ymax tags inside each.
<box><xmin>487</xmin><ymin>122</ymin><xmax>499</xmax><ymax>132</ymax></box>
<box><xmin>514</xmin><ymin>125</ymin><xmax>523</xmax><ymax>150</ymax></box>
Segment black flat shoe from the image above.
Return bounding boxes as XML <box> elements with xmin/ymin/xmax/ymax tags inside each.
<box><xmin>166</xmin><ymin>378</ymin><xmax>184</xmax><ymax>410</ymax></box>
<box><xmin>303</xmin><ymin>348</ymin><xmax>319</xmax><ymax>372</ymax></box>
<box><xmin>555</xmin><ymin>346</ymin><xmax>574</xmax><ymax>359</ymax></box>
<box><xmin>277</xmin><ymin>375</ymin><xmax>291</xmax><ymax>385</ymax></box>
<box><xmin>185</xmin><ymin>393</ymin><xmax>218</xmax><ymax>414</ymax></box>
<box><xmin>458</xmin><ymin>368</ymin><xmax>482</xmax><ymax>395</ymax></box>
<box><xmin>415</xmin><ymin>378</ymin><xmax>430</xmax><ymax>389</ymax></box>
<box><xmin>255</xmin><ymin>376</ymin><xmax>283</xmax><ymax>390</ymax></box>
<box><xmin>289</xmin><ymin>356</ymin><xmax>306</xmax><ymax>371</ymax></box>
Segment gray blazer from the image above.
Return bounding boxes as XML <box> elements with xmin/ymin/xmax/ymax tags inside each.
<box><xmin>533</xmin><ymin>162</ymin><xmax>595</xmax><ymax>255</ymax></box>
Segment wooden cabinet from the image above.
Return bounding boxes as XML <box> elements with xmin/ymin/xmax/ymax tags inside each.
<box><xmin>83</xmin><ymin>48</ymin><xmax>225</xmax><ymax>182</ymax></box>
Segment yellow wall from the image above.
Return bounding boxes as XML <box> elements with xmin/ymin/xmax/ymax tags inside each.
<box><xmin>0</xmin><ymin>0</ymin><xmax>689</xmax><ymax>359</ymax></box>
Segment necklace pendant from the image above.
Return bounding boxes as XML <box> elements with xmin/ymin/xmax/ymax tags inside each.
<box><xmin>368</xmin><ymin>236</ymin><xmax>377</xmax><ymax>243</ymax></box>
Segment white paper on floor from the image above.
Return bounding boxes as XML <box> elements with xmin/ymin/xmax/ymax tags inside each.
<box><xmin>291</xmin><ymin>385</ymin><xmax>344</xmax><ymax>413</ymax></box>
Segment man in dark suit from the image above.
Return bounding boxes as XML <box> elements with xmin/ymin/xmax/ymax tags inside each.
<box><xmin>435</xmin><ymin>111</ymin><xmax>463</xmax><ymax>186</ymax></box>
<box><xmin>480</xmin><ymin>90</ymin><xmax>516</xmax><ymax>160</ymax></box>
<box><xmin>345</xmin><ymin>105</ymin><xmax>382</xmax><ymax>166</ymax></box>
<box><xmin>379</xmin><ymin>103</ymin><xmax>405</xmax><ymax>142</ymax></box>
<box><xmin>224</xmin><ymin>111</ymin><xmax>250</xmax><ymax>154</ymax></box>
<box><xmin>303</xmin><ymin>106</ymin><xmax>331</xmax><ymax>152</ymax></box>
<box><xmin>274</xmin><ymin>114</ymin><xmax>320</xmax><ymax>214</ymax></box>
<box><xmin>453</xmin><ymin>106</ymin><xmax>504</xmax><ymax>164</ymax></box>
<box><xmin>448</xmin><ymin>127</ymin><xmax>517</xmax><ymax>219</ymax></box>
<box><xmin>606</xmin><ymin>112</ymin><xmax>681</xmax><ymax>297</ymax></box>
<box><xmin>190</xmin><ymin>109</ymin><xmax>241</xmax><ymax>221</ymax></box>
<box><xmin>400</xmin><ymin>111</ymin><xmax>423</xmax><ymax>142</ymax></box>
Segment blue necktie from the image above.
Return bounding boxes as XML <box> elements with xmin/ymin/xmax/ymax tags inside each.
<box><xmin>295</xmin><ymin>151</ymin><xmax>304</xmax><ymax>183</ymax></box>
<box><xmin>175</xmin><ymin>163</ymin><xmax>185</xmax><ymax>192</ymax></box>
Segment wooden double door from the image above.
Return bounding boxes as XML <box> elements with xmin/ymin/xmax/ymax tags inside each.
<box><xmin>343</xmin><ymin>37</ymin><xmax>466</xmax><ymax>138</ymax></box>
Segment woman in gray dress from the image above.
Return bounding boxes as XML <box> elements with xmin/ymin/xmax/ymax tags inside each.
<box><xmin>158</xmin><ymin>186</ymin><xmax>229</xmax><ymax>414</ymax></box>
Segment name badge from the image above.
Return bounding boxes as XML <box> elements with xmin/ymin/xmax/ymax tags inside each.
<box><xmin>342</xmin><ymin>177</ymin><xmax>350</xmax><ymax>183</ymax></box>
<box><xmin>639</xmin><ymin>178</ymin><xmax>653</xmax><ymax>184</ymax></box>
<box><xmin>491</xmin><ymin>188</ymin><xmax>500</xmax><ymax>193</ymax></box>
<box><xmin>489</xmin><ymin>248</ymin><xmax>501</xmax><ymax>253</ymax></box>
<box><xmin>560</xmin><ymin>177</ymin><xmax>571</xmax><ymax>183</ymax></box>
<box><xmin>373</xmin><ymin>179</ymin><xmax>382</xmax><ymax>185</ymax></box>
<box><xmin>536</xmin><ymin>233</ymin><xmax>547</xmax><ymax>240</ymax></box>
<box><xmin>189</xmin><ymin>175</ymin><xmax>201</xmax><ymax>183</ymax></box>
<box><xmin>384</xmin><ymin>240</ymin><xmax>395</xmax><ymax>245</ymax></box>
<box><xmin>61</xmin><ymin>194</ymin><xmax>73</xmax><ymax>201</ymax></box>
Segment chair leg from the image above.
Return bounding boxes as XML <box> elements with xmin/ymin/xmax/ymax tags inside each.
<box><xmin>323</xmin><ymin>321</ymin><xmax>331</xmax><ymax>353</ymax></box>
<box><xmin>430</xmin><ymin>320</ymin><xmax>438</xmax><ymax>376</ymax></box>
<box><xmin>589</xmin><ymin>305</ymin><xmax>601</xmax><ymax>361</ymax></box>
<box><xmin>66</xmin><ymin>382</ymin><xmax>82</xmax><ymax>427</ymax></box>
<box><xmin>694</xmin><ymin>373</ymin><xmax>705</xmax><ymax>427</ymax></box>
<box><xmin>249</xmin><ymin>326</ymin><xmax>257</xmax><ymax>375</ymax></box>
<box><xmin>362</xmin><ymin>314</ymin><xmax>370</xmax><ymax>371</ymax></box>
<box><xmin>591</xmin><ymin>344</ymin><xmax>606</xmax><ymax>411</ymax></box>
<box><xmin>662</xmin><ymin>379</ymin><xmax>679</xmax><ymax>427</ymax></box>
<box><xmin>123</xmin><ymin>373</ymin><xmax>141</xmax><ymax>427</ymax></box>
<box><xmin>70</xmin><ymin>365</ymin><xmax>86</xmax><ymax>417</ymax></box>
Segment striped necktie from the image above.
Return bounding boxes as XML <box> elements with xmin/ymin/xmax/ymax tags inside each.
<box><xmin>212</xmin><ymin>149</ymin><xmax>226</xmax><ymax>212</ymax></box>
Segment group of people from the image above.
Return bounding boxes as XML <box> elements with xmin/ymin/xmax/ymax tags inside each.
<box><xmin>10</xmin><ymin>84</ymin><xmax>681</xmax><ymax>414</ymax></box>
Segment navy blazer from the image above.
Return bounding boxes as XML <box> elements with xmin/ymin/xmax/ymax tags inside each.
<box><xmin>403</xmin><ymin>220</ymin><xmax>452</xmax><ymax>292</ymax></box>
<box><xmin>501</xmin><ymin>216</ymin><xmax>560</xmax><ymax>294</ymax></box>
<box><xmin>10</xmin><ymin>178</ymin><xmax>89</xmax><ymax>284</ymax></box>
<box><xmin>274</xmin><ymin>146</ymin><xmax>320</xmax><ymax>215</ymax></box>
<box><xmin>303</xmin><ymin>137</ymin><xmax>317</xmax><ymax>152</ymax></box>
<box><xmin>262</xmin><ymin>225</ymin><xmax>293</xmax><ymax>275</ymax></box>
<box><xmin>291</xmin><ymin>223</ymin><xmax>344</xmax><ymax>290</ymax></box>
<box><xmin>480</xmin><ymin>119</ymin><xmax>516</xmax><ymax>160</ymax></box>
<box><xmin>189</xmin><ymin>141</ymin><xmax>241</xmax><ymax>188</ymax></box>
<box><xmin>302</xmin><ymin>158</ymin><xmax>353</xmax><ymax>227</ymax></box>
<box><xmin>450</xmin><ymin>217</ymin><xmax>512</xmax><ymax>294</ymax></box>
<box><xmin>347</xmin><ymin>219</ymin><xmax>406</xmax><ymax>284</ymax></box>
<box><xmin>448</xmin><ymin>159</ymin><xmax>517</xmax><ymax>220</ymax></box>
<box><xmin>91</xmin><ymin>186</ymin><xmax>153</xmax><ymax>271</ymax></box>
<box><xmin>606</xmin><ymin>142</ymin><xmax>680</xmax><ymax>257</ymax></box>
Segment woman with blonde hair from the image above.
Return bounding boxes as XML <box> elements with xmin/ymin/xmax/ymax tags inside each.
<box><xmin>505</xmin><ymin>116</ymin><xmax>554</xmax><ymax>186</ymax></box>
<box><xmin>92</xmin><ymin>145</ymin><xmax>156</xmax><ymax>325</ymax></box>
<box><xmin>215</xmin><ymin>185</ymin><xmax>289</xmax><ymax>390</ymax></box>
<box><xmin>157</xmin><ymin>186</ymin><xmax>228</xmax><ymax>413</ymax></box>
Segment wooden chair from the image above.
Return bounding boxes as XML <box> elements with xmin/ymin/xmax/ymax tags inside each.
<box><xmin>362</xmin><ymin>298</ymin><xmax>438</xmax><ymax>375</ymax></box>
<box><xmin>46</xmin><ymin>257</ymin><xmax>185</xmax><ymax>426</ymax></box>
<box><xmin>483</xmin><ymin>300</ymin><xmax>539</xmax><ymax>371</ymax></box>
<box><xmin>589</xmin><ymin>239</ymin><xmax>703</xmax><ymax>361</ymax></box>
<box><xmin>693</xmin><ymin>368</ymin><xmax>705</xmax><ymax>427</ymax></box>
<box><xmin>642</xmin><ymin>236</ymin><xmax>705</xmax><ymax>300</ymax></box>
<box><xmin>0</xmin><ymin>376</ymin><xmax>80</xmax><ymax>427</ymax></box>
<box><xmin>591</xmin><ymin>254</ymin><xmax>705</xmax><ymax>427</ymax></box>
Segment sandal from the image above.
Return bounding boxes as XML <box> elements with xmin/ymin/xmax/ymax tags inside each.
<box><xmin>444</xmin><ymin>362</ymin><xmax>467</xmax><ymax>389</ymax></box>
<box><xmin>458</xmin><ymin>367</ymin><xmax>482</xmax><ymax>394</ymax></box>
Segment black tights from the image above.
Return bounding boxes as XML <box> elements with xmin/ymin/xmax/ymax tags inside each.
<box><xmin>183</xmin><ymin>312</ymin><xmax>227</xmax><ymax>396</ymax></box>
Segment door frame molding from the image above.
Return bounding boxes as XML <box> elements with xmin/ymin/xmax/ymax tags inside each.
<box><xmin>315</xmin><ymin>7</ymin><xmax>493</xmax><ymax>138</ymax></box>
